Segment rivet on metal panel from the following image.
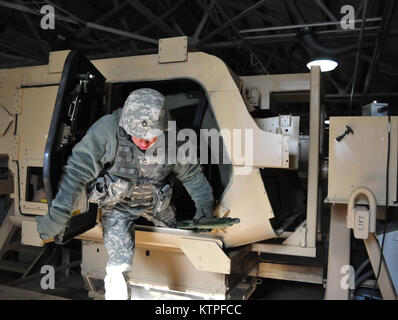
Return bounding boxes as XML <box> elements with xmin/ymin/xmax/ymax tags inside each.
<box><xmin>14</xmin><ymin>87</ymin><xmax>22</xmax><ymax>114</ymax></box>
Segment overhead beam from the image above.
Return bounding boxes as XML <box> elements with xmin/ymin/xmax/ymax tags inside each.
<box><xmin>134</xmin><ymin>0</ymin><xmax>186</xmax><ymax>35</ymax></box>
<box><xmin>126</xmin><ymin>0</ymin><xmax>177</xmax><ymax>37</ymax></box>
<box><xmin>0</xmin><ymin>38</ymin><xmax>43</xmax><ymax>62</ymax></box>
<box><xmin>15</xmin><ymin>0</ymin><xmax>48</xmax><ymax>58</ymax></box>
<box><xmin>239</xmin><ymin>17</ymin><xmax>381</xmax><ymax>34</ymax></box>
<box><xmin>314</xmin><ymin>0</ymin><xmax>338</xmax><ymax>22</ymax></box>
<box><xmin>351</xmin><ymin>52</ymin><xmax>398</xmax><ymax>77</ymax></box>
<box><xmin>94</xmin><ymin>0</ymin><xmax>130</xmax><ymax>25</ymax></box>
<box><xmin>360</xmin><ymin>0</ymin><xmax>397</xmax><ymax>106</ymax></box>
<box><xmin>200</xmin><ymin>26</ymin><xmax>380</xmax><ymax>49</ymax></box>
<box><xmin>326</xmin><ymin>92</ymin><xmax>398</xmax><ymax>100</ymax></box>
<box><xmin>208</xmin><ymin>0</ymin><xmax>269</xmax><ymax>74</ymax></box>
<box><xmin>348</xmin><ymin>0</ymin><xmax>369</xmax><ymax>115</ymax></box>
<box><xmin>0</xmin><ymin>0</ymin><xmax>159</xmax><ymax>45</ymax></box>
<box><xmin>217</xmin><ymin>0</ymin><xmax>283</xmax><ymax>26</ymax></box>
<box><xmin>0</xmin><ymin>50</ymin><xmax>39</xmax><ymax>62</ymax></box>
<box><xmin>192</xmin><ymin>0</ymin><xmax>216</xmax><ymax>43</ymax></box>
<box><xmin>200</xmin><ymin>0</ymin><xmax>267</xmax><ymax>43</ymax></box>
<box><xmin>85</xmin><ymin>22</ymin><xmax>158</xmax><ymax>45</ymax></box>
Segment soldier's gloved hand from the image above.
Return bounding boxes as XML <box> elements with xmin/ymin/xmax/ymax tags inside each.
<box><xmin>35</xmin><ymin>214</ymin><xmax>66</xmax><ymax>241</ymax></box>
<box><xmin>193</xmin><ymin>206</ymin><xmax>213</xmax><ymax>225</ymax></box>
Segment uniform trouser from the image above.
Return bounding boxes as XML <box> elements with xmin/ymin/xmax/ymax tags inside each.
<box><xmin>101</xmin><ymin>205</ymin><xmax>176</xmax><ymax>300</ymax></box>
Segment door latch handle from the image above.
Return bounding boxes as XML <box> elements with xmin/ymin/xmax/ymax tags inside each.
<box><xmin>335</xmin><ymin>125</ymin><xmax>354</xmax><ymax>143</ymax></box>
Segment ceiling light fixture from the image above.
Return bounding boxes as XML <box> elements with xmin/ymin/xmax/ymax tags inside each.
<box><xmin>306</xmin><ymin>58</ymin><xmax>338</xmax><ymax>72</ymax></box>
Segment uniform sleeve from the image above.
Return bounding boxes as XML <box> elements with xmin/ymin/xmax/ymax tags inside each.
<box><xmin>173</xmin><ymin>161</ymin><xmax>214</xmax><ymax>219</ymax></box>
<box><xmin>35</xmin><ymin>115</ymin><xmax>117</xmax><ymax>239</ymax></box>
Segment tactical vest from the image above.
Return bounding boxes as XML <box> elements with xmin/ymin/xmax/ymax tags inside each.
<box><xmin>107</xmin><ymin>127</ymin><xmax>173</xmax><ymax>183</ymax></box>
<box><xmin>88</xmin><ymin>127</ymin><xmax>176</xmax><ymax>227</ymax></box>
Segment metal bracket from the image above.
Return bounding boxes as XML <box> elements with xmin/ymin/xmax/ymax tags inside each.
<box><xmin>158</xmin><ymin>36</ymin><xmax>188</xmax><ymax>64</ymax></box>
<box><xmin>283</xmin><ymin>221</ymin><xmax>307</xmax><ymax>247</ymax></box>
<box><xmin>347</xmin><ymin>187</ymin><xmax>377</xmax><ymax>239</ymax></box>
<box><xmin>180</xmin><ymin>238</ymin><xmax>230</xmax><ymax>274</ymax></box>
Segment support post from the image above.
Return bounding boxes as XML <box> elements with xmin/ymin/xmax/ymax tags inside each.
<box><xmin>306</xmin><ymin>66</ymin><xmax>321</xmax><ymax>249</ymax></box>
<box><xmin>325</xmin><ymin>204</ymin><xmax>351</xmax><ymax>300</ymax></box>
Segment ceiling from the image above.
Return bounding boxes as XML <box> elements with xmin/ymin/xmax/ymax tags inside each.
<box><xmin>0</xmin><ymin>0</ymin><xmax>397</xmax><ymax>116</ymax></box>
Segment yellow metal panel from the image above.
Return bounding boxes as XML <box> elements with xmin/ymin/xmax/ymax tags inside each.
<box><xmin>0</xmin><ymin>106</ymin><xmax>13</xmax><ymax>136</ymax></box>
<box><xmin>77</xmin><ymin>225</ymin><xmax>224</xmax><ymax>252</ymax></box>
<box><xmin>250</xmin><ymin>262</ymin><xmax>323</xmax><ymax>284</ymax></box>
<box><xmin>217</xmin><ymin>168</ymin><xmax>277</xmax><ymax>248</ymax></box>
<box><xmin>241</xmin><ymin>73</ymin><xmax>310</xmax><ymax>109</ymax></box>
<box><xmin>129</xmin><ymin>247</ymin><xmax>226</xmax><ymax>296</ymax></box>
<box><xmin>0</xmin><ymin>69</ymin><xmax>23</xmax><ymax>115</ymax></box>
<box><xmin>21</xmin><ymin>219</ymin><xmax>43</xmax><ymax>247</ymax></box>
<box><xmin>48</xmin><ymin>50</ymin><xmax>71</xmax><ymax>74</ymax></box>
<box><xmin>389</xmin><ymin>117</ymin><xmax>398</xmax><ymax>205</ymax></box>
<box><xmin>328</xmin><ymin>117</ymin><xmax>389</xmax><ymax>205</ymax></box>
<box><xmin>18</xmin><ymin>86</ymin><xmax>58</xmax><ymax>161</ymax></box>
<box><xmin>180</xmin><ymin>238</ymin><xmax>230</xmax><ymax>274</ymax></box>
<box><xmin>92</xmin><ymin>52</ymin><xmax>238</xmax><ymax>92</ymax></box>
<box><xmin>158</xmin><ymin>37</ymin><xmax>188</xmax><ymax>63</ymax></box>
<box><xmin>306</xmin><ymin>66</ymin><xmax>321</xmax><ymax>249</ymax></box>
<box><xmin>17</xmin><ymin>86</ymin><xmax>58</xmax><ymax>215</ymax></box>
<box><xmin>208</xmin><ymin>90</ymin><xmax>286</xmax><ymax>168</ymax></box>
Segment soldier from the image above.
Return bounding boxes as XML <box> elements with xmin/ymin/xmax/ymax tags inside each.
<box><xmin>36</xmin><ymin>88</ymin><xmax>214</xmax><ymax>300</ymax></box>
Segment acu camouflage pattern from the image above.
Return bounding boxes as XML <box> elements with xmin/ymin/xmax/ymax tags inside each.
<box><xmin>106</xmin><ymin>127</ymin><xmax>171</xmax><ymax>182</ymax></box>
<box><xmin>37</xmin><ymin>96</ymin><xmax>213</xmax><ymax>273</ymax></box>
<box><xmin>88</xmin><ymin>102</ymin><xmax>177</xmax><ymax>266</ymax></box>
<box><xmin>88</xmin><ymin>123</ymin><xmax>177</xmax><ymax>227</ymax></box>
<box><xmin>101</xmin><ymin>208</ymin><xmax>136</xmax><ymax>266</ymax></box>
<box><xmin>102</xmin><ymin>206</ymin><xmax>176</xmax><ymax>267</ymax></box>
<box><xmin>119</xmin><ymin>88</ymin><xmax>168</xmax><ymax>139</ymax></box>
<box><xmin>99</xmin><ymin>182</ymin><xmax>176</xmax><ymax>267</ymax></box>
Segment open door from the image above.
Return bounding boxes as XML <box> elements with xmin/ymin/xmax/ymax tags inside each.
<box><xmin>43</xmin><ymin>51</ymin><xmax>106</xmax><ymax>243</ymax></box>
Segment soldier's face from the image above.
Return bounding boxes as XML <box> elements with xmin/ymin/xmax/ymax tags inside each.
<box><xmin>131</xmin><ymin>136</ymin><xmax>158</xmax><ymax>150</ymax></box>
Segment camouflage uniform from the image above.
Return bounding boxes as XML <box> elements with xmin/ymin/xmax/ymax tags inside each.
<box><xmin>119</xmin><ymin>88</ymin><xmax>168</xmax><ymax>140</ymax></box>
<box><xmin>101</xmin><ymin>208</ymin><xmax>136</xmax><ymax>266</ymax></box>
<box><xmin>36</xmin><ymin>88</ymin><xmax>214</xmax><ymax>299</ymax></box>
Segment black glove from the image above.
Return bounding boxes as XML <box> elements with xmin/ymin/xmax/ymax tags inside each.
<box><xmin>193</xmin><ymin>207</ymin><xmax>213</xmax><ymax>225</ymax></box>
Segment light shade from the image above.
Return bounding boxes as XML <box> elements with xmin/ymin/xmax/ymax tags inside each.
<box><xmin>306</xmin><ymin>59</ymin><xmax>338</xmax><ymax>72</ymax></box>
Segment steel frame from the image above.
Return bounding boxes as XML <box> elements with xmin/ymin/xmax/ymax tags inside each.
<box><xmin>247</xmin><ymin>66</ymin><xmax>321</xmax><ymax>258</ymax></box>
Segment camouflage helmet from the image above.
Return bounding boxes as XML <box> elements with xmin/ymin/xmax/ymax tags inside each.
<box><xmin>119</xmin><ymin>88</ymin><xmax>168</xmax><ymax>139</ymax></box>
